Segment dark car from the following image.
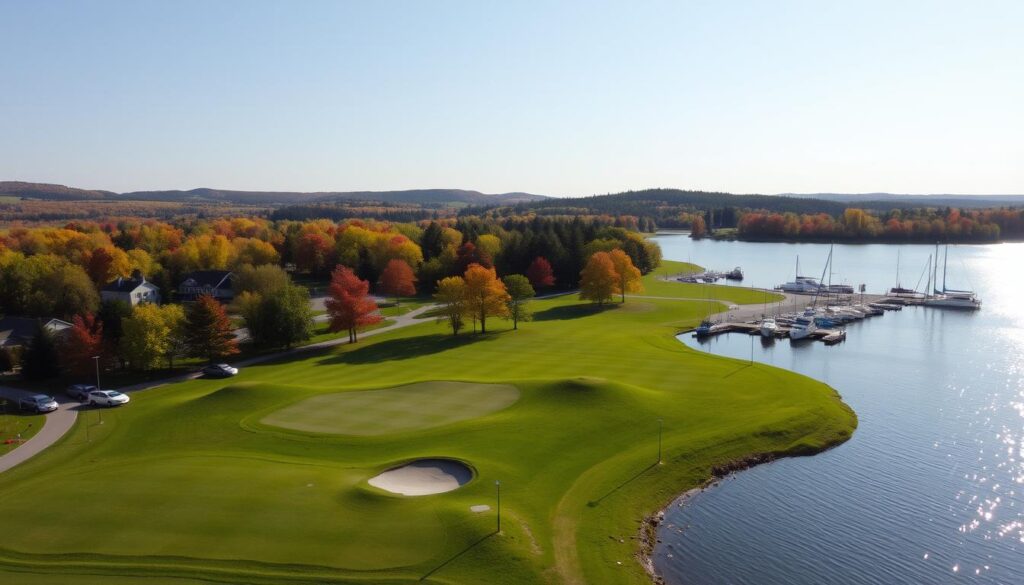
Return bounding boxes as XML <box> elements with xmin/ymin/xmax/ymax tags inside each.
<box><xmin>202</xmin><ymin>364</ymin><xmax>239</xmax><ymax>378</ymax></box>
<box><xmin>67</xmin><ymin>384</ymin><xmax>97</xmax><ymax>401</ymax></box>
<box><xmin>19</xmin><ymin>394</ymin><xmax>59</xmax><ymax>413</ymax></box>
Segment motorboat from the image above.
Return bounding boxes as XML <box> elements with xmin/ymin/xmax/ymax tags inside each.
<box><xmin>760</xmin><ymin>317</ymin><xmax>778</xmax><ymax>338</ymax></box>
<box><xmin>777</xmin><ymin>256</ymin><xmax>822</xmax><ymax>294</ymax></box>
<box><xmin>695</xmin><ymin>319</ymin><xmax>714</xmax><ymax>337</ymax></box>
<box><xmin>789</xmin><ymin>309</ymin><xmax>818</xmax><ymax>341</ymax></box>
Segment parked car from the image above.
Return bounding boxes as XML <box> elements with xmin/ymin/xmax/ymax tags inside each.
<box><xmin>19</xmin><ymin>394</ymin><xmax>59</xmax><ymax>413</ymax></box>
<box><xmin>67</xmin><ymin>384</ymin><xmax>97</xmax><ymax>401</ymax></box>
<box><xmin>202</xmin><ymin>364</ymin><xmax>239</xmax><ymax>378</ymax></box>
<box><xmin>87</xmin><ymin>390</ymin><xmax>130</xmax><ymax>407</ymax></box>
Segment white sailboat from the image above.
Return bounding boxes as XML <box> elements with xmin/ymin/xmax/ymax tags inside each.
<box><xmin>923</xmin><ymin>244</ymin><xmax>981</xmax><ymax>310</ymax></box>
<box><xmin>777</xmin><ymin>256</ymin><xmax>822</xmax><ymax>293</ymax></box>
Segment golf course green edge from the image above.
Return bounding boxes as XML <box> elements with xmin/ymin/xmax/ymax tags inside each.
<box><xmin>0</xmin><ymin>277</ymin><xmax>856</xmax><ymax>585</ymax></box>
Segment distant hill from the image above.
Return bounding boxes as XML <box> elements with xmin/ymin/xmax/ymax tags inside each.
<box><xmin>0</xmin><ymin>181</ymin><xmax>117</xmax><ymax>201</ymax></box>
<box><xmin>783</xmin><ymin>192</ymin><xmax>1024</xmax><ymax>209</ymax></box>
<box><xmin>0</xmin><ymin>182</ymin><xmax>549</xmax><ymax>206</ymax></box>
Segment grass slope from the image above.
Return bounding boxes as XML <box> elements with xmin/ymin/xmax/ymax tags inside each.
<box><xmin>640</xmin><ymin>260</ymin><xmax>785</xmax><ymax>305</ymax></box>
<box><xmin>0</xmin><ymin>290</ymin><xmax>854</xmax><ymax>585</ymax></box>
<box><xmin>0</xmin><ymin>402</ymin><xmax>44</xmax><ymax>455</ymax></box>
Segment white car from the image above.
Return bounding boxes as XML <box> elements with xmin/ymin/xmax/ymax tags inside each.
<box><xmin>88</xmin><ymin>390</ymin><xmax>130</xmax><ymax>407</ymax></box>
<box><xmin>202</xmin><ymin>364</ymin><xmax>239</xmax><ymax>378</ymax></box>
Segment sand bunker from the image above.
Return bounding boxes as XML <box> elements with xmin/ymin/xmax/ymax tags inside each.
<box><xmin>368</xmin><ymin>459</ymin><xmax>473</xmax><ymax>496</ymax></box>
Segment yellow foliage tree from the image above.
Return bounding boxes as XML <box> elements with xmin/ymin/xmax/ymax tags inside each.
<box><xmin>608</xmin><ymin>248</ymin><xmax>643</xmax><ymax>303</ymax></box>
<box><xmin>462</xmin><ymin>263</ymin><xmax>510</xmax><ymax>333</ymax></box>
<box><xmin>579</xmin><ymin>252</ymin><xmax>618</xmax><ymax>307</ymax></box>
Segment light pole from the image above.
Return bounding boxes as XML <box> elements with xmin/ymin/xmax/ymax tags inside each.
<box><xmin>495</xmin><ymin>480</ymin><xmax>501</xmax><ymax>533</ymax></box>
<box><xmin>750</xmin><ymin>334</ymin><xmax>754</xmax><ymax>364</ymax></box>
<box><xmin>657</xmin><ymin>418</ymin><xmax>664</xmax><ymax>464</ymax></box>
<box><xmin>93</xmin><ymin>355</ymin><xmax>101</xmax><ymax>390</ymax></box>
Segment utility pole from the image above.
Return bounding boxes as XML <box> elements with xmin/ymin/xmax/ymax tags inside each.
<box><xmin>658</xmin><ymin>418</ymin><xmax>664</xmax><ymax>464</ymax></box>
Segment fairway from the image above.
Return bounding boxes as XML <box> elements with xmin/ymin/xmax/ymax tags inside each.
<box><xmin>0</xmin><ymin>280</ymin><xmax>856</xmax><ymax>585</ymax></box>
<box><xmin>260</xmin><ymin>381</ymin><xmax>520</xmax><ymax>436</ymax></box>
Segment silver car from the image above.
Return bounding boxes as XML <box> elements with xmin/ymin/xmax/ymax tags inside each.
<box><xmin>19</xmin><ymin>394</ymin><xmax>59</xmax><ymax>413</ymax></box>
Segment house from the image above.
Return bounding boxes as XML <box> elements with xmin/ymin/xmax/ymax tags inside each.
<box><xmin>100</xmin><ymin>271</ymin><xmax>161</xmax><ymax>306</ymax></box>
<box><xmin>178</xmin><ymin>270</ymin><xmax>234</xmax><ymax>302</ymax></box>
<box><xmin>0</xmin><ymin>317</ymin><xmax>73</xmax><ymax>348</ymax></box>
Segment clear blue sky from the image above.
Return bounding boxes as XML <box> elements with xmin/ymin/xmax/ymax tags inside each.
<box><xmin>2</xmin><ymin>1</ymin><xmax>1022</xmax><ymax>196</ymax></box>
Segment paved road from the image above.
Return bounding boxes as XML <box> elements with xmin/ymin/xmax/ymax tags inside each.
<box><xmin>0</xmin><ymin>303</ymin><xmax>437</xmax><ymax>475</ymax></box>
<box><xmin>0</xmin><ymin>389</ymin><xmax>78</xmax><ymax>474</ymax></box>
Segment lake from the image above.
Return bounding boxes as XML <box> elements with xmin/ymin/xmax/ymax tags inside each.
<box><xmin>650</xmin><ymin>235</ymin><xmax>1024</xmax><ymax>585</ymax></box>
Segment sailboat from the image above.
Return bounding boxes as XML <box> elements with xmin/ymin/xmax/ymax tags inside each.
<box><xmin>924</xmin><ymin>244</ymin><xmax>981</xmax><ymax>310</ymax></box>
<box><xmin>777</xmin><ymin>256</ymin><xmax>822</xmax><ymax>293</ymax></box>
<box><xmin>791</xmin><ymin>246</ymin><xmax>834</xmax><ymax>341</ymax></box>
<box><xmin>887</xmin><ymin>249</ymin><xmax>925</xmax><ymax>299</ymax></box>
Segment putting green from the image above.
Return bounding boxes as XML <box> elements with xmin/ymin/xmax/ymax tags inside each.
<box><xmin>259</xmin><ymin>381</ymin><xmax>520</xmax><ymax>436</ymax></box>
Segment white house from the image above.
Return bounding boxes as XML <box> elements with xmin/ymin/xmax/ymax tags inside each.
<box><xmin>101</xmin><ymin>271</ymin><xmax>161</xmax><ymax>306</ymax></box>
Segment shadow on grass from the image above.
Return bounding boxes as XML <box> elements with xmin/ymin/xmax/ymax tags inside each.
<box><xmin>320</xmin><ymin>333</ymin><xmax>496</xmax><ymax>365</ymax></box>
<box><xmin>586</xmin><ymin>462</ymin><xmax>659</xmax><ymax>507</ymax></box>
<box><xmin>420</xmin><ymin>531</ymin><xmax>496</xmax><ymax>582</ymax></box>
<box><xmin>533</xmin><ymin>302</ymin><xmax>613</xmax><ymax>322</ymax></box>
<box><xmin>723</xmin><ymin>363</ymin><xmax>754</xmax><ymax>378</ymax></box>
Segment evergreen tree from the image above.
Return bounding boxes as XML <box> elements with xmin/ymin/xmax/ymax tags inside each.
<box><xmin>21</xmin><ymin>321</ymin><xmax>60</xmax><ymax>380</ymax></box>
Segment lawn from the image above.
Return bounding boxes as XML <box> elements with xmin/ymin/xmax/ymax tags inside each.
<box><xmin>639</xmin><ymin>260</ymin><xmax>784</xmax><ymax>305</ymax></box>
<box><xmin>0</xmin><ymin>291</ymin><xmax>855</xmax><ymax>585</ymax></box>
<box><xmin>0</xmin><ymin>401</ymin><xmax>44</xmax><ymax>455</ymax></box>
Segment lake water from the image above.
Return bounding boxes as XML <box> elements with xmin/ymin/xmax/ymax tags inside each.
<box><xmin>650</xmin><ymin>235</ymin><xmax>1024</xmax><ymax>585</ymax></box>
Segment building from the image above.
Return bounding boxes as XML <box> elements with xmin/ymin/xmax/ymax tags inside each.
<box><xmin>178</xmin><ymin>270</ymin><xmax>234</xmax><ymax>302</ymax></box>
<box><xmin>100</xmin><ymin>271</ymin><xmax>161</xmax><ymax>306</ymax></box>
<box><xmin>0</xmin><ymin>317</ymin><xmax>73</xmax><ymax>348</ymax></box>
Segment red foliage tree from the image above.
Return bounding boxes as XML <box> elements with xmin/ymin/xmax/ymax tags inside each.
<box><xmin>525</xmin><ymin>257</ymin><xmax>555</xmax><ymax>288</ymax></box>
<box><xmin>86</xmin><ymin>247</ymin><xmax>114</xmax><ymax>285</ymax></box>
<box><xmin>295</xmin><ymin>232</ymin><xmax>335</xmax><ymax>275</ymax></box>
<box><xmin>378</xmin><ymin>259</ymin><xmax>417</xmax><ymax>306</ymax></box>
<box><xmin>455</xmin><ymin>241</ymin><xmax>492</xmax><ymax>272</ymax></box>
<box><xmin>326</xmin><ymin>265</ymin><xmax>382</xmax><ymax>343</ymax></box>
<box><xmin>184</xmin><ymin>294</ymin><xmax>239</xmax><ymax>362</ymax></box>
<box><xmin>62</xmin><ymin>313</ymin><xmax>105</xmax><ymax>377</ymax></box>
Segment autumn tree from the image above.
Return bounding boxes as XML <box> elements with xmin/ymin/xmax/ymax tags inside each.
<box><xmin>61</xmin><ymin>313</ymin><xmax>105</xmax><ymax>376</ymax></box>
<box><xmin>690</xmin><ymin>215</ymin><xmax>707</xmax><ymax>239</ymax></box>
<box><xmin>434</xmin><ymin>276</ymin><xmax>467</xmax><ymax>336</ymax></box>
<box><xmin>579</xmin><ymin>252</ymin><xmax>618</xmax><ymax>307</ymax></box>
<box><xmin>502</xmin><ymin>274</ymin><xmax>534</xmax><ymax>330</ymax></box>
<box><xmin>608</xmin><ymin>248</ymin><xmax>643</xmax><ymax>303</ymax></box>
<box><xmin>462</xmin><ymin>263</ymin><xmax>510</xmax><ymax>334</ymax></box>
<box><xmin>525</xmin><ymin>257</ymin><xmax>555</xmax><ymax>289</ymax></box>
<box><xmin>185</xmin><ymin>295</ymin><xmax>238</xmax><ymax>362</ymax></box>
<box><xmin>121</xmin><ymin>304</ymin><xmax>186</xmax><ymax>371</ymax></box>
<box><xmin>325</xmin><ymin>265</ymin><xmax>381</xmax><ymax>343</ymax></box>
<box><xmin>378</xmin><ymin>259</ymin><xmax>417</xmax><ymax>308</ymax></box>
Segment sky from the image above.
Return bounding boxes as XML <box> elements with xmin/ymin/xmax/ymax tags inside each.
<box><xmin>1</xmin><ymin>1</ymin><xmax>1022</xmax><ymax>197</ymax></box>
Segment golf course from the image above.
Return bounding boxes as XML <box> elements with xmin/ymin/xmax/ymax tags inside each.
<box><xmin>0</xmin><ymin>263</ymin><xmax>857</xmax><ymax>585</ymax></box>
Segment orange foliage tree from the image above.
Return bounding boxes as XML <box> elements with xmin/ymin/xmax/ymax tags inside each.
<box><xmin>608</xmin><ymin>249</ymin><xmax>643</xmax><ymax>303</ymax></box>
<box><xmin>326</xmin><ymin>265</ymin><xmax>381</xmax><ymax>343</ymax></box>
<box><xmin>462</xmin><ymin>263</ymin><xmax>509</xmax><ymax>333</ymax></box>
<box><xmin>378</xmin><ymin>259</ymin><xmax>417</xmax><ymax>307</ymax></box>
<box><xmin>579</xmin><ymin>252</ymin><xmax>618</xmax><ymax>306</ymax></box>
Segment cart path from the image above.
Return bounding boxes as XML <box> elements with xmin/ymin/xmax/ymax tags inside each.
<box><xmin>0</xmin><ymin>304</ymin><xmax>436</xmax><ymax>474</ymax></box>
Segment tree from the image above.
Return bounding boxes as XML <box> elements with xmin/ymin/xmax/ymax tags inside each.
<box><xmin>61</xmin><ymin>313</ymin><xmax>105</xmax><ymax>377</ymax></box>
<box><xmin>161</xmin><ymin>304</ymin><xmax>187</xmax><ymax>369</ymax></box>
<box><xmin>690</xmin><ymin>215</ymin><xmax>707</xmax><ymax>239</ymax></box>
<box><xmin>525</xmin><ymin>257</ymin><xmax>555</xmax><ymax>289</ymax></box>
<box><xmin>240</xmin><ymin>285</ymin><xmax>313</xmax><ymax>349</ymax></box>
<box><xmin>325</xmin><ymin>265</ymin><xmax>381</xmax><ymax>343</ymax></box>
<box><xmin>378</xmin><ymin>259</ymin><xmax>417</xmax><ymax>308</ymax></box>
<box><xmin>434</xmin><ymin>276</ymin><xmax>467</xmax><ymax>336</ymax></box>
<box><xmin>21</xmin><ymin>322</ymin><xmax>60</xmax><ymax>381</ymax></box>
<box><xmin>608</xmin><ymin>248</ymin><xmax>643</xmax><ymax>303</ymax></box>
<box><xmin>502</xmin><ymin>274</ymin><xmax>534</xmax><ymax>330</ymax></box>
<box><xmin>233</xmin><ymin>264</ymin><xmax>290</xmax><ymax>297</ymax></box>
<box><xmin>462</xmin><ymin>264</ymin><xmax>510</xmax><ymax>334</ymax></box>
<box><xmin>97</xmin><ymin>300</ymin><xmax>132</xmax><ymax>364</ymax></box>
<box><xmin>579</xmin><ymin>252</ymin><xmax>618</xmax><ymax>306</ymax></box>
<box><xmin>185</xmin><ymin>295</ymin><xmax>239</xmax><ymax>362</ymax></box>
<box><xmin>121</xmin><ymin>304</ymin><xmax>173</xmax><ymax>371</ymax></box>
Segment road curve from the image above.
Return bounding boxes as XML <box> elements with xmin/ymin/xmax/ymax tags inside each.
<box><xmin>0</xmin><ymin>304</ymin><xmax>437</xmax><ymax>475</ymax></box>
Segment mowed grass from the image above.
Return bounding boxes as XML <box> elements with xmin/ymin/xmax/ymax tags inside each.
<box><xmin>0</xmin><ymin>402</ymin><xmax>44</xmax><ymax>455</ymax></box>
<box><xmin>259</xmin><ymin>381</ymin><xmax>520</xmax><ymax>436</ymax></box>
<box><xmin>640</xmin><ymin>260</ymin><xmax>784</xmax><ymax>305</ymax></box>
<box><xmin>0</xmin><ymin>288</ymin><xmax>855</xmax><ymax>585</ymax></box>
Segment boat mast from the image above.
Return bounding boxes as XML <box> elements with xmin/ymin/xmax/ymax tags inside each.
<box><xmin>895</xmin><ymin>249</ymin><xmax>901</xmax><ymax>289</ymax></box>
<box><xmin>812</xmin><ymin>246</ymin><xmax>832</xmax><ymax>309</ymax></box>
<box><xmin>933</xmin><ymin>243</ymin><xmax>940</xmax><ymax>296</ymax></box>
<box><xmin>942</xmin><ymin>244</ymin><xmax>948</xmax><ymax>293</ymax></box>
